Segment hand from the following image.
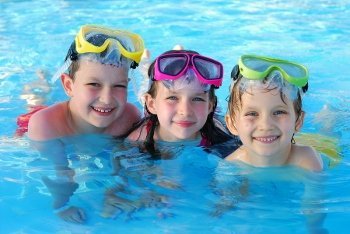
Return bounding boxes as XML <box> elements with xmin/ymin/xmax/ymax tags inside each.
<box><xmin>139</xmin><ymin>191</ymin><xmax>169</xmax><ymax>208</ymax></box>
<box><xmin>139</xmin><ymin>44</ymin><xmax>184</xmax><ymax>78</ymax></box>
<box><xmin>210</xmin><ymin>199</ymin><xmax>236</xmax><ymax>217</ymax></box>
<box><xmin>101</xmin><ymin>189</ymin><xmax>143</xmax><ymax>219</ymax></box>
<box><xmin>136</xmin><ymin>45</ymin><xmax>185</xmax><ymax>105</ymax></box>
<box><xmin>56</xmin><ymin>206</ymin><xmax>86</xmax><ymax>224</ymax></box>
<box><xmin>42</xmin><ymin>176</ymin><xmax>79</xmax><ymax>208</ymax></box>
<box><xmin>156</xmin><ymin>179</ymin><xmax>184</xmax><ymax>191</ymax></box>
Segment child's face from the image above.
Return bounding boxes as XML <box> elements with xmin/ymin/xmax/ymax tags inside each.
<box><xmin>145</xmin><ymin>82</ymin><xmax>213</xmax><ymax>142</ymax></box>
<box><xmin>226</xmin><ymin>87</ymin><xmax>303</xmax><ymax>160</ymax></box>
<box><xmin>64</xmin><ymin>60</ymin><xmax>128</xmax><ymax>130</ymax></box>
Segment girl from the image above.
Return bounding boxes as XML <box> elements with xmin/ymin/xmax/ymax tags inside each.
<box><xmin>102</xmin><ymin>50</ymin><xmax>240</xmax><ymax>218</ymax></box>
<box><xmin>213</xmin><ymin>55</ymin><xmax>326</xmax><ymax>233</ymax></box>
<box><xmin>126</xmin><ymin>49</ymin><xmax>239</xmax><ymax>158</ymax></box>
<box><xmin>225</xmin><ymin>55</ymin><xmax>323</xmax><ymax>171</ymax></box>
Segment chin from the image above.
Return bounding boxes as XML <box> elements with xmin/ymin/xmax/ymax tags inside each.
<box><xmin>92</xmin><ymin>121</ymin><xmax>113</xmax><ymax>129</ymax></box>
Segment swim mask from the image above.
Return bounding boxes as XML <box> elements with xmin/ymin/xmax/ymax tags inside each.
<box><xmin>231</xmin><ymin>55</ymin><xmax>309</xmax><ymax>100</ymax></box>
<box><xmin>51</xmin><ymin>24</ymin><xmax>144</xmax><ymax>82</ymax></box>
<box><xmin>161</xmin><ymin>69</ymin><xmax>212</xmax><ymax>91</ymax></box>
<box><xmin>153</xmin><ymin>51</ymin><xmax>223</xmax><ymax>89</ymax></box>
<box><xmin>236</xmin><ymin>54</ymin><xmax>309</xmax><ymax>88</ymax></box>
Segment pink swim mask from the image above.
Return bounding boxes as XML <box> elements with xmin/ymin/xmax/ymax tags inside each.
<box><xmin>153</xmin><ymin>52</ymin><xmax>223</xmax><ymax>88</ymax></box>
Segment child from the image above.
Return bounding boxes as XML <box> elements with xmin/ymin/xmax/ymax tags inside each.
<box><xmin>15</xmin><ymin>69</ymin><xmax>51</xmax><ymax>137</ymax></box>
<box><xmin>102</xmin><ymin>49</ymin><xmax>240</xmax><ymax>218</ymax></box>
<box><xmin>225</xmin><ymin>54</ymin><xmax>323</xmax><ymax>171</ymax></box>
<box><xmin>126</xmin><ymin>49</ymin><xmax>239</xmax><ymax>157</ymax></box>
<box><xmin>27</xmin><ymin>24</ymin><xmax>144</xmax><ymax>140</ymax></box>
<box><xmin>219</xmin><ymin>55</ymin><xmax>325</xmax><ymax>232</ymax></box>
<box><xmin>26</xmin><ymin>24</ymin><xmax>145</xmax><ymax>223</ymax></box>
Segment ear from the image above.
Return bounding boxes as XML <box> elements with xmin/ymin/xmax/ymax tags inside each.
<box><xmin>295</xmin><ymin>111</ymin><xmax>305</xmax><ymax>132</ymax></box>
<box><xmin>144</xmin><ymin>93</ymin><xmax>157</xmax><ymax>115</ymax></box>
<box><xmin>225</xmin><ymin>114</ymin><xmax>238</xmax><ymax>135</ymax></box>
<box><xmin>61</xmin><ymin>73</ymin><xmax>74</xmax><ymax>97</ymax></box>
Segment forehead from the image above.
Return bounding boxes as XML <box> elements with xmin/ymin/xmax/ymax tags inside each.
<box><xmin>75</xmin><ymin>60</ymin><xmax>128</xmax><ymax>81</ymax></box>
<box><xmin>160</xmin><ymin>75</ymin><xmax>209</xmax><ymax>92</ymax></box>
<box><xmin>156</xmin><ymin>81</ymin><xmax>207</xmax><ymax>95</ymax></box>
<box><xmin>241</xmin><ymin>87</ymin><xmax>293</xmax><ymax>107</ymax></box>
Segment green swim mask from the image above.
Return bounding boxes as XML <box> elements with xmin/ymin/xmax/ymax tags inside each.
<box><xmin>237</xmin><ymin>55</ymin><xmax>309</xmax><ymax>88</ymax></box>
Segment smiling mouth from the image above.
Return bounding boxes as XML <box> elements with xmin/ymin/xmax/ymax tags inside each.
<box><xmin>254</xmin><ymin>136</ymin><xmax>279</xmax><ymax>143</ymax></box>
<box><xmin>175</xmin><ymin>121</ymin><xmax>195</xmax><ymax>128</ymax></box>
<box><xmin>91</xmin><ymin>106</ymin><xmax>114</xmax><ymax>113</ymax></box>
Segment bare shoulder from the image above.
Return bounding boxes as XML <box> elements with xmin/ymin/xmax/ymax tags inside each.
<box><xmin>224</xmin><ymin>147</ymin><xmax>242</xmax><ymax>162</ymax></box>
<box><xmin>291</xmin><ymin>144</ymin><xmax>323</xmax><ymax>172</ymax></box>
<box><xmin>109</xmin><ymin>103</ymin><xmax>141</xmax><ymax>136</ymax></box>
<box><xmin>123</xmin><ymin>103</ymin><xmax>141</xmax><ymax>123</ymax></box>
<box><xmin>27</xmin><ymin>103</ymin><xmax>68</xmax><ymax>141</ymax></box>
<box><xmin>127</xmin><ymin>123</ymin><xmax>148</xmax><ymax>141</ymax></box>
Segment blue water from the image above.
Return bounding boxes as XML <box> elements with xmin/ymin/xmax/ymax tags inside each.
<box><xmin>1</xmin><ymin>0</ymin><xmax>350</xmax><ymax>233</ymax></box>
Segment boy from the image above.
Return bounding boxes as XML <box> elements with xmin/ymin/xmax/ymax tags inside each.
<box><xmin>28</xmin><ymin>25</ymin><xmax>144</xmax><ymax>140</ymax></box>
<box><xmin>27</xmin><ymin>25</ymin><xmax>144</xmax><ymax>223</ymax></box>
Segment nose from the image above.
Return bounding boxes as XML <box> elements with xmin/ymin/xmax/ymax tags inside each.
<box><xmin>178</xmin><ymin>99</ymin><xmax>193</xmax><ymax>116</ymax></box>
<box><xmin>99</xmin><ymin>87</ymin><xmax>113</xmax><ymax>104</ymax></box>
<box><xmin>258</xmin><ymin>114</ymin><xmax>274</xmax><ymax>131</ymax></box>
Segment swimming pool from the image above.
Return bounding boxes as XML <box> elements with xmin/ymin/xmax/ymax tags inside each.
<box><xmin>1</xmin><ymin>0</ymin><xmax>350</xmax><ymax>233</ymax></box>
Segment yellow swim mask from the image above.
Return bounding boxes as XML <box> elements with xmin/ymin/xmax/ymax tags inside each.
<box><xmin>75</xmin><ymin>24</ymin><xmax>144</xmax><ymax>64</ymax></box>
<box><xmin>51</xmin><ymin>25</ymin><xmax>145</xmax><ymax>83</ymax></box>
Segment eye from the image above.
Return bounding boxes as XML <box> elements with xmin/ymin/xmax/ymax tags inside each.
<box><xmin>113</xmin><ymin>84</ymin><xmax>127</xmax><ymax>89</ymax></box>
<box><xmin>245</xmin><ymin>111</ymin><xmax>258</xmax><ymax>117</ymax></box>
<box><xmin>166</xmin><ymin>96</ymin><xmax>178</xmax><ymax>101</ymax></box>
<box><xmin>87</xmin><ymin>83</ymin><xmax>101</xmax><ymax>87</ymax></box>
<box><xmin>193</xmin><ymin>97</ymin><xmax>206</xmax><ymax>102</ymax></box>
<box><xmin>274</xmin><ymin>110</ymin><xmax>288</xmax><ymax>116</ymax></box>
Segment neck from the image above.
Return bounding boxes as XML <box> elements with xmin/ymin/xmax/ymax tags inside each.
<box><xmin>243</xmin><ymin>145</ymin><xmax>292</xmax><ymax>167</ymax></box>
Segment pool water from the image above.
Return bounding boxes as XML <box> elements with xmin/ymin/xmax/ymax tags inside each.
<box><xmin>1</xmin><ymin>0</ymin><xmax>350</xmax><ymax>233</ymax></box>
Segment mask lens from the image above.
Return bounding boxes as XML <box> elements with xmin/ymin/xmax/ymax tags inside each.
<box><xmin>241</xmin><ymin>57</ymin><xmax>270</xmax><ymax>72</ymax></box>
<box><xmin>278</xmin><ymin>63</ymin><xmax>307</xmax><ymax>77</ymax></box>
<box><xmin>193</xmin><ymin>57</ymin><xmax>222</xmax><ymax>80</ymax></box>
<box><xmin>243</xmin><ymin>56</ymin><xmax>307</xmax><ymax>78</ymax></box>
<box><xmin>158</xmin><ymin>55</ymin><xmax>187</xmax><ymax>76</ymax></box>
<box><xmin>86</xmin><ymin>33</ymin><xmax>109</xmax><ymax>46</ymax></box>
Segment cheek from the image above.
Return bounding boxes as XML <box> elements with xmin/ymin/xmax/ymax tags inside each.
<box><xmin>237</xmin><ymin>118</ymin><xmax>255</xmax><ymax>131</ymax></box>
<box><xmin>75</xmin><ymin>87</ymin><xmax>94</xmax><ymax>100</ymax></box>
<box><xmin>115</xmin><ymin>90</ymin><xmax>127</xmax><ymax>102</ymax></box>
<box><xmin>283</xmin><ymin>120</ymin><xmax>297</xmax><ymax>133</ymax></box>
<box><xmin>194</xmin><ymin>103</ymin><xmax>210</xmax><ymax>114</ymax></box>
<box><xmin>159</xmin><ymin>103</ymin><xmax>175</xmax><ymax>116</ymax></box>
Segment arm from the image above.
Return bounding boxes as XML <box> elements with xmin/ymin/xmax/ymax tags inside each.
<box><xmin>210</xmin><ymin>160</ymin><xmax>249</xmax><ymax>217</ymax></box>
<box><xmin>30</xmin><ymin>139</ymin><xmax>86</xmax><ymax>223</ymax></box>
<box><xmin>291</xmin><ymin>145</ymin><xmax>327</xmax><ymax>232</ymax></box>
<box><xmin>292</xmin><ymin>145</ymin><xmax>323</xmax><ymax>172</ymax></box>
<box><xmin>27</xmin><ymin>103</ymin><xmax>67</xmax><ymax>141</ymax></box>
<box><xmin>302</xmin><ymin>172</ymin><xmax>328</xmax><ymax>234</ymax></box>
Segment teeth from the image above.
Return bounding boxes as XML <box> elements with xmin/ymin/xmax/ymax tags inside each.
<box><xmin>93</xmin><ymin>107</ymin><xmax>112</xmax><ymax>113</ymax></box>
<box><xmin>255</xmin><ymin>136</ymin><xmax>278</xmax><ymax>142</ymax></box>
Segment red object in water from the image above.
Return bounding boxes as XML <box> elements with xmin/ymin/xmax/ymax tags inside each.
<box><xmin>15</xmin><ymin>105</ymin><xmax>47</xmax><ymax>137</ymax></box>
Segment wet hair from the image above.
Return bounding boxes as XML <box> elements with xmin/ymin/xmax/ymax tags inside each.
<box><xmin>125</xmin><ymin>50</ymin><xmax>233</xmax><ymax>159</ymax></box>
<box><xmin>63</xmin><ymin>33</ymin><xmax>136</xmax><ymax>80</ymax></box>
<box><xmin>227</xmin><ymin>67</ymin><xmax>305</xmax><ymax>128</ymax></box>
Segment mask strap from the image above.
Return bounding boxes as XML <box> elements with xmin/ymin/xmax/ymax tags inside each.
<box><xmin>231</xmin><ymin>65</ymin><xmax>240</xmax><ymax>81</ymax></box>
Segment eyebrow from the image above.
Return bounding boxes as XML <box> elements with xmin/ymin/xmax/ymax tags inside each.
<box><xmin>85</xmin><ymin>76</ymin><xmax>128</xmax><ymax>83</ymax></box>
